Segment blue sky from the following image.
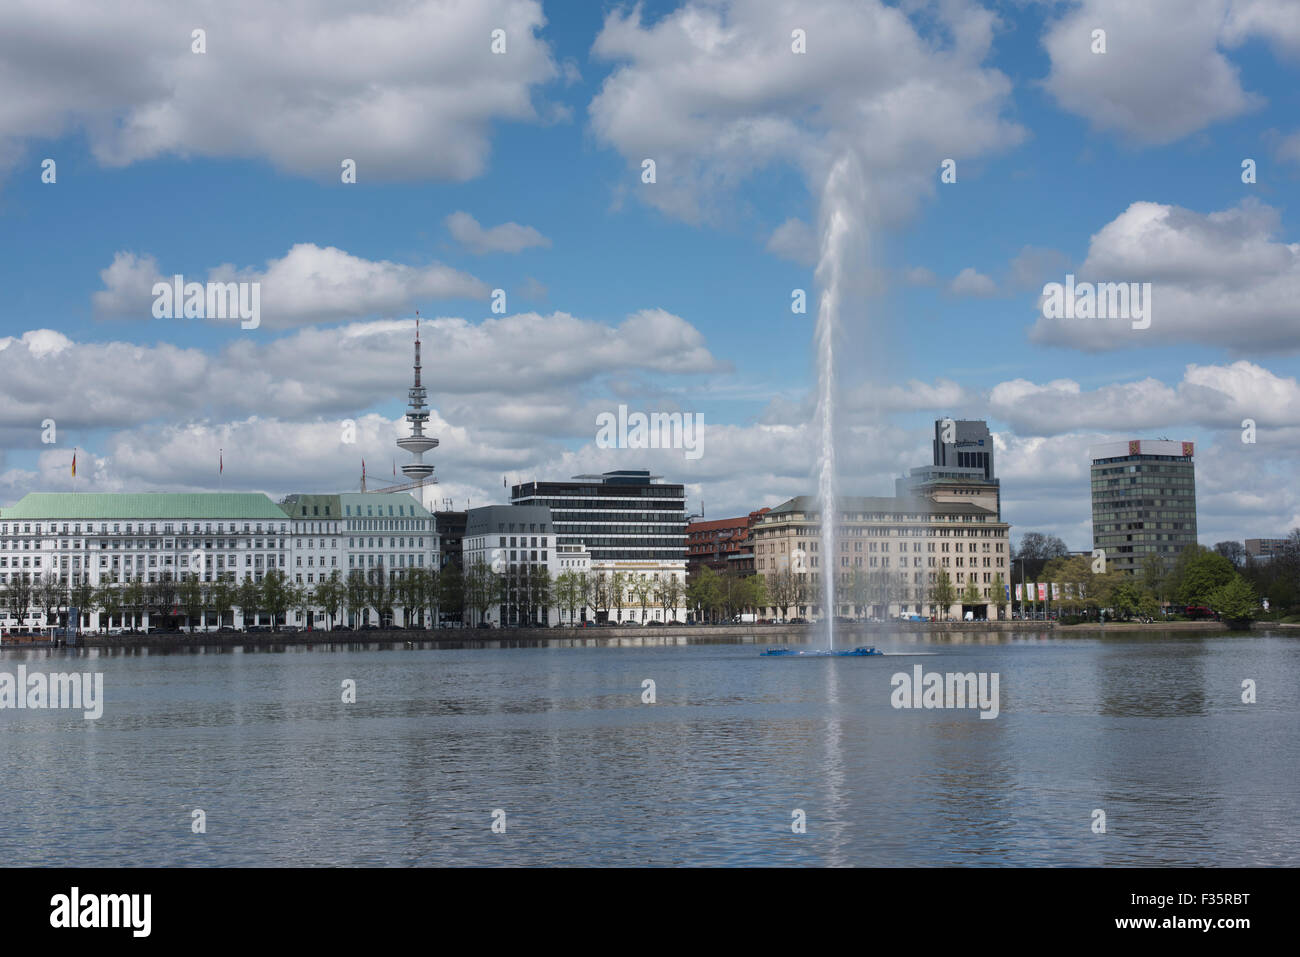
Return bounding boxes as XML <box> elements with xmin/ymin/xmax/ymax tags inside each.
<box><xmin>1</xmin><ymin>0</ymin><xmax>1298</xmax><ymax>551</ymax></box>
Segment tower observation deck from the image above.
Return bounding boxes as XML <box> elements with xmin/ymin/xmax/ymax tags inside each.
<box><xmin>396</xmin><ymin>319</ymin><xmax>438</xmax><ymax>485</ymax></box>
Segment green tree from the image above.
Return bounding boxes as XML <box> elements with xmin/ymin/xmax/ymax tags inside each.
<box><xmin>345</xmin><ymin>570</ymin><xmax>368</xmax><ymax>627</ymax></box>
<box><xmin>609</xmin><ymin>571</ymin><xmax>629</xmax><ymax>623</ymax></box>
<box><xmin>768</xmin><ymin>569</ymin><xmax>795</xmax><ymax>620</ymax></box>
<box><xmin>1209</xmin><ymin>574</ymin><xmax>1259</xmax><ymax>623</ymax></box>
<box><xmin>179</xmin><ymin>573</ymin><xmax>206</xmax><ymax>633</ymax></box>
<box><xmin>261</xmin><ymin>569</ymin><xmax>292</xmax><ymax>630</ymax></box>
<box><xmin>1139</xmin><ymin>554</ymin><xmax>1167</xmax><ymax>608</ymax></box>
<box><xmin>743</xmin><ymin>574</ymin><xmax>769</xmax><ymax>616</ymax></box>
<box><xmin>555</xmin><ymin>571</ymin><xmax>580</xmax><ymax>625</ymax></box>
<box><xmin>366</xmin><ymin>564</ymin><xmax>393</xmax><ymax>627</ymax></box>
<box><xmin>123</xmin><ymin>575</ymin><xmax>147</xmax><ymax>630</ymax></box>
<box><xmin>209</xmin><ymin>576</ymin><xmax>235</xmax><ymax>629</ymax></box>
<box><xmin>465</xmin><ymin>559</ymin><xmax>497</xmax><ymax>626</ymax></box>
<box><xmin>69</xmin><ymin>578</ymin><xmax>95</xmax><ymax>631</ymax></box>
<box><xmin>150</xmin><ymin>572</ymin><xmax>179</xmax><ymax>628</ymax></box>
<box><xmin>578</xmin><ymin>570</ymin><xmax>596</xmax><ymax>623</ymax></box>
<box><xmin>95</xmin><ymin>576</ymin><xmax>122</xmax><ymax>631</ymax></box>
<box><xmin>529</xmin><ymin>566</ymin><xmax>552</xmax><ymax>626</ymax></box>
<box><xmin>237</xmin><ymin>575</ymin><xmax>262</xmax><ymax>629</ymax></box>
<box><xmin>687</xmin><ymin>566</ymin><xmax>722</xmax><ymax>622</ymax></box>
<box><xmin>37</xmin><ymin>572</ymin><xmax>66</xmax><ymax>630</ymax></box>
<box><xmin>630</xmin><ymin>574</ymin><xmax>654</xmax><ymax>622</ymax></box>
<box><xmin>292</xmin><ymin>582</ymin><xmax>315</xmax><ymax>629</ymax></box>
<box><xmin>655</xmin><ymin>572</ymin><xmax>683</xmax><ymax>623</ymax></box>
<box><xmin>5</xmin><ymin>571</ymin><xmax>34</xmax><ymax>627</ymax></box>
<box><xmin>315</xmin><ymin>570</ymin><xmax>345</xmax><ymax>629</ymax></box>
<box><xmin>929</xmin><ymin>568</ymin><xmax>956</xmax><ymax>618</ymax></box>
<box><xmin>989</xmin><ymin>571</ymin><xmax>1007</xmax><ymax>619</ymax></box>
<box><xmin>437</xmin><ymin>563</ymin><xmax>463</xmax><ymax>625</ymax></box>
<box><xmin>1178</xmin><ymin>548</ymin><xmax>1236</xmax><ymax>607</ymax></box>
<box><xmin>960</xmin><ymin>578</ymin><xmax>983</xmax><ymax>609</ymax></box>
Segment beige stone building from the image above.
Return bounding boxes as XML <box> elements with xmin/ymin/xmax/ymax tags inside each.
<box><xmin>753</xmin><ymin>495</ymin><xmax>1011</xmax><ymax>620</ymax></box>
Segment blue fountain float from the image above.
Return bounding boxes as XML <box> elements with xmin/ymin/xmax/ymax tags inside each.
<box><xmin>761</xmin><ymin>647</ymin><xmax>882</xmax><ymax>657</ymax></box>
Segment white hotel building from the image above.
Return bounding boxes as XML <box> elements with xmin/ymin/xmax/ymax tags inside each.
<box><xmin>0</xmin><ymin>325</ymin><xmax>441</xmax><ymax>634</ymax></box>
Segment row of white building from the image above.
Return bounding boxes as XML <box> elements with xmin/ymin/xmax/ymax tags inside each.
<box><xmin>0</xmin><ymin>473</ymin><xmax>691</xmax><ymax>632</ymax></box>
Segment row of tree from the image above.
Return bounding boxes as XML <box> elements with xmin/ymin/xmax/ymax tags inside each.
<box><xmin>687</xmin><ymin>565</ymin><xmax>1007</xmax><ymax>621</ymax></box>
<box><xmin>0</xmin><ymin>566</ymin><xmax>464</xmax><ymax>632</ymax></box>
<box><xmin>1213</xmin><ymin>531</ymin><xmax>1300</xmax><ymax>615</ymax></box>
<box><xmin>1015</xmin><ymin>541</ymin><xmax>1267</xmax><ymax>622</ymax></box>
<box><xmin>1</xmin><ymin>561</ymin><xmax>694</xmax><ymax>631</ymax></box>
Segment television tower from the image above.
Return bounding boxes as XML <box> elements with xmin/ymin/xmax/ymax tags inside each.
<box><xmin>396</xmin><ymin>317</ymin><xmax>438</xmax><ymax>488</ymax></box>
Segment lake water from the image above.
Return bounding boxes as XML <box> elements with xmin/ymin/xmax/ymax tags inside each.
<box><xmin>1</xmin><ymin>630</ymin><xmax>1296</xmax><ymax>866</ymax></box>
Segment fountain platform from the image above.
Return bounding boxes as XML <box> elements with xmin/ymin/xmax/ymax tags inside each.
<box><xmin>761</xmin><ymin>647</ymin><xmax>882</xmax><ymax>657</ymax></box>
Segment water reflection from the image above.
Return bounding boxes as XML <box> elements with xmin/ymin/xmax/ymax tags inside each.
<box><xmin>0</xmin><ymin>631</ymin><xmax>1295</xmax><ymax>865</ymax></box>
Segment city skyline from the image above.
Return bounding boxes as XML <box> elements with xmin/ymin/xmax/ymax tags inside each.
<box><xmin>3</xmin><ymin>0</ymin><xmax>1299</xmax><ymax>554</ymax></box>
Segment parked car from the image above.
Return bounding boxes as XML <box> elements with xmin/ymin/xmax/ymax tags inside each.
<box><xmin>646</xmin><ymin>620</ymin><xmax>665</xmax><ymax>626</ymax></box>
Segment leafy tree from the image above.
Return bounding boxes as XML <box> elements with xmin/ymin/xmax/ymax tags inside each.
<box><xmin>237</xmin><ymin>575</ymin><xmax>262</xmax><ymax>629</ymax></box>
<box><xmin>345</xmin><ymin>570</ymin><xmax>368</xmax><ymax>627</ymax></box>
<box><xmin>417</xmin><ymin>566</ymin><xmax>439</xmax><ymax>629</ymax></box>
<box><xmin>630</xmin><ymin>574</ymin><xmax>654</xmax><ymax>622</ymax></box>
<box><xmin>179</xmin><ymin>573</ymin><xmax>206</xmax><ymax>633</ymax></box>
<box><xmin>687</xmin><ymin>566</ymin><xmax>722</xmax><ymax>622</ymax></box>
<box><xmin>1139</xmin><ymin>554</ymin><xmax>1167</xmax><ymax>606</ymax></box>
<box><xmin>960</xmin><ymin>578</ymin><xmax>983</xmax><ymax>608</ymax></box>
<box><xmin>292</xmin><ymin>582</ymin><xmax>315</xmax><ymax>629</ymax></box>
<box><xmin>150</xmin><ymin>572</ymin><xmax>179</xmax><ymax>627</ymax></box>
<box><xmin>209</xmin><ymin>576</ymin><xmax>235</xmax><ymax>629</ymax></box>
<box><xmin>609</xmin><ymin>571</ymin><xmax>629</xmax><ymax>622</ymax></box>
<box><xmin>1214</xmin><ymin>541</ymin><xmax>1245</xmax><ymax>568</ymax></box>
<box><xmin>744</xmin><ymin>574</ymin><xmax>769</xmax><ymax>615</ymax></box>
<box><xmin>95</xmin><ymin>576</ymin><xmax>123</xmax><ymax>631</ymax></box>
<box><xmin>38</xmin><ymin>572</ymin><xmax>66</xmax><ymax>629</ymax></box>
<box><xmin>5</xmin><ymin>571</ymin><xmax>34</xmax><ymax>627</ymax></box>
<box><xmin>1136</xmin><ymin>594</ymin><xmax>1161</xmax><ymax>619</ymax></box>
<box><xmin>765</xmin><ymin>569</ymin><xmax>794</xmax><ymax>620</ymax></box>
<box><xmin>578</xmin><ymin>571</ymin><xmax>595</xmax><ymax>622</ymax></box>
<box><xmin>365</xmin><ymin>564</ymin><xmax>392</xmax><ymax>627</ymax></box>
<box><xmin>555</xmin><ymin>570</ymin><xmax>580</xmax><ymax>625</ymax></box>
<box><xmin>1210</xmin><ymin>574</ymin><xmax>1259</xmax><ymax>623</ymax></box>
<box><xmin>928</xmin><ymin>568</ymin><xmax>955</xmax><ymax>618</ymax></box>
<box><xmin>69</xmin><ymin>578</ymin><xmax>95</xmax><ymax>630</ymax></box>
<box><xmin>1013</xmin><ymin>532</ymin><xmax>1070</xmax><ymax>581</ymax></box>
<box><xmin>123</xmin><ymin>575</ymin><xmax>147</xmax><ymax>630</ymax></box>
<box><xmin>437</xmin><ymin>563</ymin><xmax>463</xmax><ymax>625</ymax></box>
<box><xmin>465</xmin><ymin>559</ymin><xmax>497</xmax><ymax>626</ymax></box>
<box><xmin>655</xmin><ymin>572</ymin><xmax>683</xmax><ymax>623</ymax></box>
<box><xmin>989</xmin><ymin>571</ymin><xmax>1007</xmax><ymax>619</ymax></box>
<box><xmin>261</xmin><ymin>569</ymin><xmax>292</xmax><ymax>630</ymax></box>
<box><xmin>315</xmin><ymin>570</ymin><xmax>345</xmax><ymax>629</ymax></box>
<box><xmin>1177</xmin><ymin>548</ymin><xmax>1236</xmax><ymax>607</ymax></box>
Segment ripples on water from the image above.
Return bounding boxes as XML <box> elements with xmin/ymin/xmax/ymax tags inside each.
<box><xmin>0</xmin><ymin>631</ymin><xmax>1296</xmax><ymax>866</ymax></box>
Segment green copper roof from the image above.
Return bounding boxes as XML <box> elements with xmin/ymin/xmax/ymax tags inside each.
<box><xmin>1</xmin><ymin>492</ymin><xmax>289</xmax><ymax>520</ymax></box>
<box><xmin>279</xmin><ymin>494</ymin><xmax>342</xmax><ymax>519</ymax></box>
<box><xmin>338</xmin><ymin>492</ymin><xmax>431</xmax><ymax>517</ymax></box>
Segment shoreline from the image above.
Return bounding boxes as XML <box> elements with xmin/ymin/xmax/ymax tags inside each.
<box><xmin>0</xmin><ymin>618</ymin><xmax>1287</xmax><ymax>651</ymax></box>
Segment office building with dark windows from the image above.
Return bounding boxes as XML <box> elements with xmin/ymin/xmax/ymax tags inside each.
<box><xmin>1090</xmin><ymin>439</ymin><xmax>1198</xmax><ymax>576</ymax></box>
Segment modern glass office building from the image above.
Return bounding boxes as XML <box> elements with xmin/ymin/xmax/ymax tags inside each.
<box><xmin>509</xmin><ymin>469</ymin><xmax>686</xmax><ymax>563</ymax></box>
<box><xmin>1090</xmin><ymin>440</ymin><xmax>1198</xmax><ymax>575</ymax></box>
